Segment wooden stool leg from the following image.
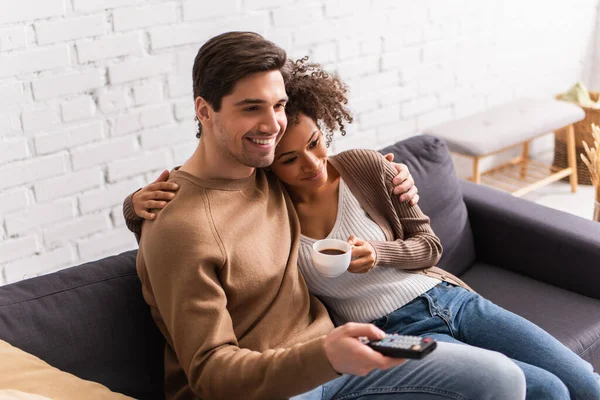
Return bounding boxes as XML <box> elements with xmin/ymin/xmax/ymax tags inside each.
<box><xmin>473</xmin><ymin>157</ymin><xmax>481</xmax><ymax>184</ymax></box>
<box><xmin>520</xmin><ymin>141</ymin><xmax>529</xmax><ymax>179</ymax></box>
<box><xmin>565</xmin><ymin>124</ymin><xmax>578</xmax><ymax>193</ymax></box>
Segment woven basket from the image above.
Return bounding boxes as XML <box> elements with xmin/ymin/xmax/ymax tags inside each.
<box><xmin>552</xmin><ymin>92</ymin><xmax>600</xmax><ymax>185</ymax></box>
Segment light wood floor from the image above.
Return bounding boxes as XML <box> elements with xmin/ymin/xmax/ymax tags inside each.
<box><xmin>454</xmin><ymin>151</ymin><xmax>598</xmax><ymax>221</ymax></box>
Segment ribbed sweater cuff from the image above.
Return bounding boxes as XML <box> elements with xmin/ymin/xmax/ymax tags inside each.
<box><xmin>123</xmin><ymin>190</ymin><xmax>143</xmax><ymax>233</ymax></box>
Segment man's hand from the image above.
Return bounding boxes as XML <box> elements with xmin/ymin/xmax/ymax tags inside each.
<box><xmin>323</xmin><ymin>323</ymin><xmax>406</xmax><ymax>376</ymax></box>
<box><xmin>347</xmin><ymin>235</ymin><xmax>376</xmax><ymax>274</ymax></box>
<box><xmin>383</xmin><ymin>153</ymin><xmax>419</xmax><ymax>206</ymax></box>
<box><xmin>132</xmin><ymin>170</ymin><xmax>178</xmax><ymax>220</ymax></box>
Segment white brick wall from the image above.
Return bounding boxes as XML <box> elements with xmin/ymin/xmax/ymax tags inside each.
<box><xmin>32</xmin><ymin>69</ymin><xmax>105</xmax><ymax>100</ymax></box>
<box><xmin>0</xmin><ymin>82</ymin><xmax>24</xmax><ymax>108</ymax></box>
<box><xmin>0</xmin><ymin>137</ymin><xmax>29</xmax><ymax>165</ymax></box>
<box><xmin>72</xmin><ymin>0</ymin><xmax>141</xmax><ymax>13</ymax></box>
<box><xmin>0</xmin><ymin>153</ymin><xmax>69</xmax><ymax>190</ymax></box>
<box><xmin>34</xmin><ymin>121</ymin><xmax>104</xmax><ymax>154</ymax></box>
<box><xmin>34</xmin><ymin>167</ymin><xmax>104</xmax><ymax>201</ymax></box>
<box><xmin>0</xmin><ymin>0</ymin><xmax>65</xmax><ymax>24</ymax></box>
<box><xmin>114</xmin><ymin>3</ymin><xmax>178</xmax><ymax>32</ymax></box>
<box><xmin>0</xmin><ymin>0</ymin><xmax>599</xmax><ymax>285</ymax></box>
<box><xmin>43</xmin><ymin>213</ymin><xmax>111</xmax><ymax>248</ymax></box>
<box><xmin>61</xmin><ymin>96</ymin><xmax>96</xmax><ymax>122</ymax></box>
<box><xmin>0</xmin><ymin>45</ymin><xmax>70</xmax><ymax>78</ymax></box>
<box><xmin>78</xmin><ymin>177</ymin><xmax>144</xmax><ymax>214</ymax></box>
<box><xmin>35</xmin><ymin>16</ymin><xmax>106</xmax><ymax>45</ymax></box>
<box><xmin>76</xmin><ymin>32</ymin><xmax>144</xmax><ymax>63</ymax></box>
<box><xmin>71</xmin><ymin>136</ymin><xmax>137</xmax><ymax>170</ymax></box>
<box><xmin>0</xmin><ymin>26</ymin><xmax>30</xmax><ymax>51</ymax></box>
<box><xmin>108</xmin><ymin>55</ymin><xmax>173</xmax><ymax>83</ymax></box>
<box><xmin>4</xmin><ymin>246</ymin><xmax>75</xmax><ymax>284</ymax></box>
<box><xmin>0</xmin><ymin>188</ymin><xmax>34</xmax><ymax>215</ymax></box>
<box><xmin>5</xmin><ymin>199</ymin><xmax>76</xmax><ymax>236</ymax></box>
<box><xmin>0</xmin><ymin>235</ymin><xmax>40</xmax><ymax>265</ymax></box>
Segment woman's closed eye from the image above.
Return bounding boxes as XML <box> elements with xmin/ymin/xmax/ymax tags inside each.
<box><xmin>309</xmin><ymin>138</ymin><xmax>319</xmax><ymax>148</ymax></box>
<box><xmin>282</xmin><ymin>156</ymin><xmax>297</xmax><ymax>165</ymax></box>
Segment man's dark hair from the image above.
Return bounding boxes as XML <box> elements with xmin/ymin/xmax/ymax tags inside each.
<box><xmin>284</xmin><ymin>57</ymin><xmax>353</xmax><ymax>147</ymax></box>
<box><xmin>192</xmin><ymin>31</ymin><xmax>288</xmax><ymax>138</ymax></box>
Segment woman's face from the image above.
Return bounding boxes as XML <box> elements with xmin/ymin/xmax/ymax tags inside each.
<box><xmin>271</xmin><ymin>113</ymin><xmax>329</xmax><ymax>190</ymax></box>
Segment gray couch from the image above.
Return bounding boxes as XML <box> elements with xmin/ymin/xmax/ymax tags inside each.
<box><xmin>1</xmin><ymin>135</ymin><xmax>599</xmax><ymax>399</ymax></box>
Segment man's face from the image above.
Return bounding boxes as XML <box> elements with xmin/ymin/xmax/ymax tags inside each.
<box><xmin>210</xmin><ymin>70</ymin><xmax>288</xmax><ymax>169</ymax></box>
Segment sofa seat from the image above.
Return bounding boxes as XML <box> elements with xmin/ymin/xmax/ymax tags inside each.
<box><xmin>461</xmin><ymin>262</ymin><xmax>600</xmax><ymax>368</ymax></box>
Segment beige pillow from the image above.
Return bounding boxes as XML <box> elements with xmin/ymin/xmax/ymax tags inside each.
<box><xmin>0</xmin><ymin>340</ymin><xmax>133</xmax><ymax>400</ymax></box>
<box><xmin>0</xmin><ymin>390</ymin><xmax>51</xmax><ymax>400</ymax></box>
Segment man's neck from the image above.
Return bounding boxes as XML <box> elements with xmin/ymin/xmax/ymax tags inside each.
<box><xmin>180</xmin><ymin>138</ymin><xmax>255</xmax><ymax>181</ymax></box>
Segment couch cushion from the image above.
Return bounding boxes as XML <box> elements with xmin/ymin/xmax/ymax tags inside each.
<box><xmin>0</xmin><ymin>339</ymin><xmax>131</xmax><ymax>399</ymax></box>
<box><xmin>0</xmin><ymin>250</ymin><xmax>165</xmax><ymax>400</ymax></box>
<box><xmin>461</xmin><ymin>262</ymin><xmax>600</xmax><ymax>369</ymax></box>
<box><xmin>380</xmin><ymin>134</ymin><xmax>476</xmax><ymax>276</ymax></box>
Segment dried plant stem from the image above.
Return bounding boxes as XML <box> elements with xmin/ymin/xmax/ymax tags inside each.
<box><xmin>580</xmin><ymin>124</ymin><xmax>600</xmax><ymax>204</ymax></box>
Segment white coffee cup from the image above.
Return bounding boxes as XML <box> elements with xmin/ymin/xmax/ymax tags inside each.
<box><xmin>311</xmin><ymin>239</ymin><xmax>352</xmax><ymax>277</ymax></box>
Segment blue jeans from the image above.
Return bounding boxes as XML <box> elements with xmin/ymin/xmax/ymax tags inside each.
<box><xmin>292</xmin><ymin>340</ymin><xmax>526</xmax><ymax>399</ymax></box>
<box><xmin>369</xmin><ymin>282</ymin><xmax>600</xmax><ymax>400</ymax></box>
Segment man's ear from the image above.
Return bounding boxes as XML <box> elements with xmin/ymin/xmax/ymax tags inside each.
<box><xmin>195</xmin><ymin>96</ymin><xmax>211</xmax><ymax>125</ymax></box>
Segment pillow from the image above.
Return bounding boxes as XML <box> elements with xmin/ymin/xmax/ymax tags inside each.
<box><xmin>0</xmin><ymin>340</ymin><xmax>132</xmax><ymax>399</ymax></box>
<box><xmin>0</xmin><ymin>390</ymin><xmax>50</xmax><ymax>400</ymax></box>
<box><xmin>379</xmin><ymin>134</ymin><xmax>476</xmax><ymax>276</ymax></box>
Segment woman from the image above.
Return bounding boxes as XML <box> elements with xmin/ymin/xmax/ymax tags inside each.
<box><xmin>124</xmin><ymin>58</ymin><xmax>599</xmax><ymax>400</ymax></box>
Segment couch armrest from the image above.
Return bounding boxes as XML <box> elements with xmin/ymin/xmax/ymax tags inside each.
<box><xmin>460</xmin><ymin>180</ymin><xmax>600</xmax><ymax>300</ymax></box>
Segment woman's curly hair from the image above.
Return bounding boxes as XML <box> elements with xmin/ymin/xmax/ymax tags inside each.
<box><xmin>284</xmin><ymin>57</ymin><xmax>353</xmax><ymax>147</ymax></box>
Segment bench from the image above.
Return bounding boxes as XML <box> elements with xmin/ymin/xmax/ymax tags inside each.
<box><xmin>423</xmin><ymin>99</ymin><xmax>585</xmax><ymax>197</ymax></box>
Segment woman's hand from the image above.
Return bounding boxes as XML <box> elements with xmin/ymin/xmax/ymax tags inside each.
<box><xmin>132</xmin><ymin>170</ymin><xmax>178</xmax><ymax>220</ymax></box>
<box><xmin>347</xmin><ymin>235</ymin><xmax>377</xmax><ymax>273</ymax></box>
<box><xmin>382</xmin><ymin>153</ymin><xmax>419</xmax><ymax>206</ymax></box>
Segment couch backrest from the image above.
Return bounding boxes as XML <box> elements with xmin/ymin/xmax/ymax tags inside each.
<box><xmin>0</xmin><ymin>250</ymin><xmax>164</xmax><ymax>400</ymax></box>
<box><xmin>379</xmin><ymin>134</ymin><xmax>476</xmax><ymax>276</ymax></box>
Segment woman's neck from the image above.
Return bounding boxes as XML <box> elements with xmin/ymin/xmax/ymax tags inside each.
<box><xmin>285</xmin><ymin>162</ymin><xmax>340</xmax><ymax>205</ymax></box>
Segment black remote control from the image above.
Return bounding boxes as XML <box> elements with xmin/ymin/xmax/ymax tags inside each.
<box><xmin>360</xmin><ymin>334</ymin><xmax>437</xmax><ymax>359</ymax></box>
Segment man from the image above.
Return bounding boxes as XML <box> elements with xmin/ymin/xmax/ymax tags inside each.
<box><xmin>127</xmin><ymin>32</ymin><xmax>526</xmax><ymax>399</ymax></box>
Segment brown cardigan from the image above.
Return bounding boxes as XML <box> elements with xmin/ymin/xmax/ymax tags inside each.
<box><xmin>328</xmin><ymin>149</ymin><xmax>472</xmax><ymax>290</ymax></box>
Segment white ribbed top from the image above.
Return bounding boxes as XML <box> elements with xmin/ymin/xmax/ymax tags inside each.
<box><xmin>299</xmin><ymin>179</ymin><xmax>440</xmax><ymax>325</ymax></box>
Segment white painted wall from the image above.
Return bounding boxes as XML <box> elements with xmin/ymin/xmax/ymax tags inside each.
<box><xmin>590</xmin><ymin>1</ymin><xmax>600</xmax><ymax>89</ymax></box>
<box><xmin>1</xmin><ymin>0</ymin><xmax>599</xmax><ymax>285</ymax></box>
